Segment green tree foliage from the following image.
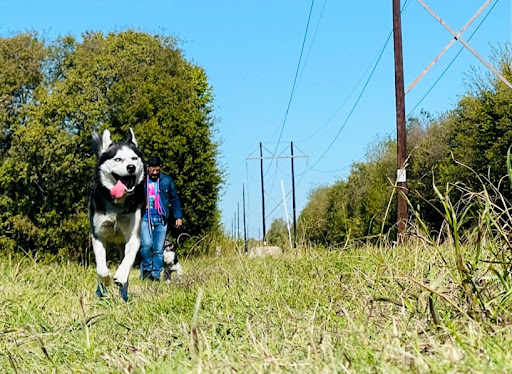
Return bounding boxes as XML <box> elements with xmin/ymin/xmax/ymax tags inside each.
<box><xmin>441</xmin><ymin>47</ymin><xmax>512</xmax><ymax>194</ymax></box>
<box><xmin>266</xmin><ymin>218</ymin><xmax>290</xmax><ymax>250</ymax></box>
<box><xmin>0</xmin><ymin>32</ymin><xmax>46</xmax><ymax>156</ymax></box>
<box><xmin>299</xmin><ymin>139</ymin><xmax>397</xmax><ymax>245</ymax></box>
<box><xmin>342</xmin><ymin>138</ymin><xmax>396</xmax><ymax>239</ymax></box>
<box><xmin>0</xmin><ymin>30</ymin><xmax>222</xmax><ymax>257</ymax></box>
<box><xmin>298</xmin><ymin>186</ymin><xmax>330</xmax><ymax>244</ymax></box>
<box><xmin>406</xmin><ymin>112</ymin><xmax>455</xmax><ymax>231</ymax></box>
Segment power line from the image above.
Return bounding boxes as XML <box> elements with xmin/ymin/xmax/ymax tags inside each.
<box><xmin>266</xmin><ymin>2</ymin><xmax>399</xmax><ymax>217</ymax></box>
<box><xmin>298</xmin><ymin>0</ymin><xmax>411</xmax><ymax>144</ymax></box>
<box><xmin>267</xmin><ymin>0</ymin><xmax>325</xmax><ymax>198</ymax></box>
<box><xmin>303</xmin><ymin>30</ymin><xmax>392</xmax><ymax>174</ymax></box>
<box><xmin>246</xmin><ymin>0</ymin><xmax>497</xmax><ymax>235</ymax></box>
<box><xmin>266</xmin><ymin>0</ymin><xmax>316</xmax><ymax>178</ymax></box>
<box><xmin>297</xmin><ymin>32</ymin><xmax>392</xmax><ymax>143</ymax></box>
<box><xmin>296</xmin><ymin>0</ymin><xmax>328</xmax><ymax>85</ymax></box>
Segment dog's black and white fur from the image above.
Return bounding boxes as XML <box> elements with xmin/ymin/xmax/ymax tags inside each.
<box><xmin>89</xmin><ymin>128</ymin><xmax>145</xmax><ymax>300</ymax></box>
<box><xmin>163</xmin><ymin>239</ymin><xmax>183</xmax><ymax>284</ymax></box>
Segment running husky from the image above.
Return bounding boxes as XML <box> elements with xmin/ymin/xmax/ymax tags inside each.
<box><xmin>89</xmin><ymin>128</ymin><xmax>145</xmax><ymax>301</ymax></box>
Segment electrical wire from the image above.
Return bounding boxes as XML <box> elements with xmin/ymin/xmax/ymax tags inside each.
<box><xmin>297</xmin><ymin>35</ymin><xmax>391</xmax><ymax>143</ymax></box>
<box><xmin>302</xmin><ymin>30</ymin><xmax>392</xmax><ymax>174</ymax></box>
<box><xmin>265</xmin><ymin>0</ymin><xmax>316</xmax><ymax>177</ymax></box>
<box><xmin>296</xmin><ymin>0</ymin><xmax>328</xmax><ymax>85</ymax></box>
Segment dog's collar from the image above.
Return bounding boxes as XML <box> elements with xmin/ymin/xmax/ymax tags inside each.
<box><xmin>110</xmin><ymin>198</ymin><xmax>126</xmax><ymax>208</ymax></box>
<box><xmin>111</xmin><ymin>197</ymin><xmax>122</xmax><ymax>204</ymax></box>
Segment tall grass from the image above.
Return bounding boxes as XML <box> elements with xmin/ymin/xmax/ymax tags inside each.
<box><xmin>1</xmin><ymin>158</ymin><xmax>512</xmax><ymax>372</ymax></box>
<box><xmin>1</xmin><ymin>240</ymin><xmax>512</xmax><ymax>372</ymax></box>
<box><xmin>399</xmin><ymin>155</ymin><xmax>512</xmax><ymax>328</ymax></box>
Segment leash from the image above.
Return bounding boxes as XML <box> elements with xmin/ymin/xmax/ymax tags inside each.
<box><xmin>146</xmin><ymin>175</ymin><xmax>165</xmax><ymax>232</ymax></box>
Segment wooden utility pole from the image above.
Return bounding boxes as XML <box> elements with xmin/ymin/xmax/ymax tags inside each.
<box><xmin>393</xmin><ymin>0</ymin><xmax>407</xmax><ymax>243</ymax></box>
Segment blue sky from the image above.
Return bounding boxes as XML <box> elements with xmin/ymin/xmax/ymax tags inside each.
<box><xmin>1</xmin><ymin>0</ymin><xmax>510</xmax><ymax>239</ymax></box>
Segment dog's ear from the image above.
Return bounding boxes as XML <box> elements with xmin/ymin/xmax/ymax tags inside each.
<box><xmin>100</xmin><ymin>129</ymin><xmax>113</xmax><ymax>154</ymax></box>
<box><xmin>92</xmin><ymin>129</ymin><xmax>113</xmax><ymax>155</ymax></box>
<box><xmin>126</xmin><ymin>128</ymin><xmax>138</xmax><ymax>147</ymax></box>
<box><xmin>92</xmin><ymin>132</ymin><xmax>101</xmax><ymax>155</ymax></box>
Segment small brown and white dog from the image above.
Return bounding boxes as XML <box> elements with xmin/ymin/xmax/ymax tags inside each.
<box><xmin>163</xmin><ymin>239</ymin><xmax>183</xmax><ymax>284</ymax></box>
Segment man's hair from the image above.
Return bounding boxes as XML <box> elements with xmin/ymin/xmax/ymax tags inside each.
<box><xmin>147</xmin><ymin>156</ymin><xmax>162</xmax><ymax>167</ymax></box>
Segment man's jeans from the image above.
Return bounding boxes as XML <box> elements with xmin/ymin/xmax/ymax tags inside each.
<box><xmin>140</xmin><ymin>214</ymin><xmax>167</xmax><ymax>280</ymax></box>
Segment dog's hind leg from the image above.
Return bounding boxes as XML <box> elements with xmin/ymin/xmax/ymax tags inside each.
<box><xmin>164</xmin><ymin>267</ymin><xmax>171</xmax><ymax>284</ymax></box>
<box><xmin>95</xmin><ymin>279</ymin><xmax>108</xmax><ymax>298</ymax></box>
<box><xmin>110</xmin><ymin>244</ymin><xmax>130</xmax><ymax>301</ymax></box>
<box><xmin>172</xmin><ymin>263</ymin><xmax>184</xmax><ymax>279</ymax></box>
<box><xmin>91</xmin><ymin>235</ymin><xmax>111</xmax><ymax>286</ymax></box>
<box><xmin>118</xmin><ymin>280</ymin><xmax>129</xmax><ymax>301</ymax></box>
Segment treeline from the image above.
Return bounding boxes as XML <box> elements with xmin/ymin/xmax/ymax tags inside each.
<box><xmin>0</xmin><ymin>31</ymin><xmax>223</xmax><ymax>259</ymax></box>
<box><xmin>267</xmin><ymin>45</ymin><xmax>512</xmax><ymax>247</ymax></box>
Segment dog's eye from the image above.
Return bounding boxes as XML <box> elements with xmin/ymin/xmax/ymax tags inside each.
<box><xmin>132</xmin><ymin>157</ymin><xmax>138</xmax><ymax>161</ymax></box>
<box><xmin>114</xmin><ymin>158</ymin><xmax>122</xmax><ymax>162</ymax></box>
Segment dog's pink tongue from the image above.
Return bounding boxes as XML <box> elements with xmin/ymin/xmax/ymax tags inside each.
<box><xmin>111</xmin><ymin>180</ymin><xmax>126</xmax><ymax>199</ymax></box>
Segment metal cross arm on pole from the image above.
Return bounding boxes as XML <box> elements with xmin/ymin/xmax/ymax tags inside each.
<box><xmin>416</xmin><ymin>0</ymin><xmax>512</xmax><ymax>89</ymax></box>
<box><xmin>246</xmin><ymin>142</ymin><xmax>308</xmax><ymax>245</ymax></box>
<box><xmin>407</xmin><ymin>0</ymin><xmax>491</xmax><ymax>93</ymax></box>
<box><xmin>246</xmin><ymin>155</ymin><xmax>308</xmax><ymax>160</ymax></box>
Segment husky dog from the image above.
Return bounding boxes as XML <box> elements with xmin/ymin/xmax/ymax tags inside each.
<box><xmin>89</xmin><ymin>128</ymin><xmax>145</xmax><ymax>301</ymax></box>
<box><xmin>162</xmin><ymin>239</ymin><xmax>183</xmax><ymax>284</ymax></box>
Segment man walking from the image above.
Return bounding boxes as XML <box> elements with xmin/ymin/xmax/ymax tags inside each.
<box><xmin>140</xmin><ymin>156</ymin><xmax>183</xmax><ymax>281</ymax></box>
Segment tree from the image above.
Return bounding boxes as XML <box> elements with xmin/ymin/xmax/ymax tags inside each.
<box><xmin>443</xmin><ymin>47</ymin><xmax>512</xmax><ymax>194</ymax></box>
<box><xmin>0</xmin><ymin>32</ymin><xmax>46</xmax><ymax>156</ymax></box>
<box><xmin>298</xmin><ymin>186</ymin><xmax>331</xmax><ymax>245</ymax></box>
<box><xmin>41</xmin><ymin>30</ymin><xmax>223</xmax><ymax>238</ymax></box>
<box><xmin>266</xmin><ymin>218</ymin><xmax>290</xmax><ymax>249</ymax></box>
<box><xmin>0</xmin><ymin>30</ymin><xmax>223</xmax><ymax>257</ymax></box>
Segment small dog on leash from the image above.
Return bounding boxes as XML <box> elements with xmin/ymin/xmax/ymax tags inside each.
<box><xmin>162</xmin><ymin>239</ymin><xmax>183</xmax><ymax>284</ymax></box>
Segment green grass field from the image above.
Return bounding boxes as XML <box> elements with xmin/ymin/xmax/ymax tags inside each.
<box><xmin>1</xmin><ymin>243</ymin><xmax>511</xmax><ymax>373</ymax></box>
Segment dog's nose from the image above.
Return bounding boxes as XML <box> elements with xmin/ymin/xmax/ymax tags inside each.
<box><xmin>127</xmin><ymin>164</ymin><xmax>136</xmax><ymax>174</ymax></box>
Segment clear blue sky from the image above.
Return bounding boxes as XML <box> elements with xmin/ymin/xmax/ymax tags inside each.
<box><xmin>1</xmin><ymin>0</ymin><xmax>510</xmax><ymax>239</ymax></box>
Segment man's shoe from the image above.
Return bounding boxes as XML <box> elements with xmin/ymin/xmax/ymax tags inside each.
<box><xmin>142</xmin><ymin>270</ymin><xmax>153</xmax><ymax>280</ymax></box>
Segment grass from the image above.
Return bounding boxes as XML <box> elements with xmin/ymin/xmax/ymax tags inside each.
<box><xmin>1</xmin><ymin>241</ymin><xmax>512</xmax><ymax>373</ymax></box>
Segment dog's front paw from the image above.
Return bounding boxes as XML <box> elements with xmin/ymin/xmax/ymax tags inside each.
<box><xmin>97</xmin><ymin>268</ymin><xmax>111</xmax><ymax>285</ymax></box>
<box><xmin>113</xmin><ymin>268</ymin><xmax>129</xmax><ymax>286</ymax></box>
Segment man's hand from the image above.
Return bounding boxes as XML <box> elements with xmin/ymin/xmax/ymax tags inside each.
<box><xmin>175</xmin><ymin>219</ymin><xmax>182</xmax><ymax>227</ymax></box>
